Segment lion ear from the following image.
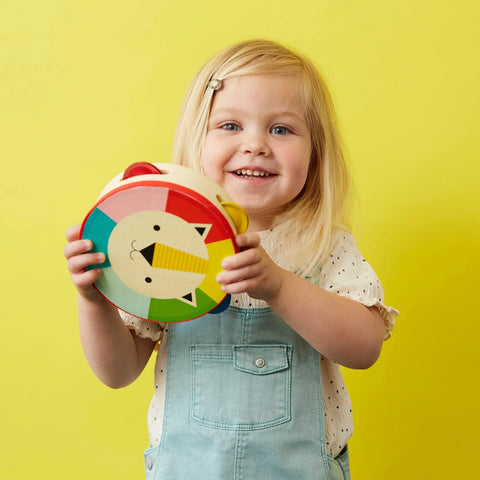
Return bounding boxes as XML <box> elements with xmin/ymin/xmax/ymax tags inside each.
<box><xmin>122</xmin><ymin>162</ymin><xmax>163</xmax><ymax>179</ymax></box>
<box><xmin>180</xmin><ymin>291</ymin><xmax>197</xmax><ymax>307</ymax></box>
<box><xmin>193</xmin><ymin>224</ymin><xmax>211</xmax><ymax>239</ymax></box>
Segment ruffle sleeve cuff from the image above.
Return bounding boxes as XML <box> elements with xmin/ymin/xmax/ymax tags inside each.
<box><xmin>118</xmin><ymin>310</ymin><xmax>165</xmax><ymax>342</ymax></box>
<box><xmin>342</xmin><ymin>294</ymin><xmax>398</xmax><ymax>340</ymax></box>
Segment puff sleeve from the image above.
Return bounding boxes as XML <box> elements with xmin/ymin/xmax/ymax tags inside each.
<box><xmin>318</xmin><ymin>232</ymin><xmax>398</xmax><ymax>339</ymax></box>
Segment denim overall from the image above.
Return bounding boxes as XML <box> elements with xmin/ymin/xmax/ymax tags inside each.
<box><xmin>144</xmin><ymin>306</ymin><xmax>350</xmax><ymax>479</ymax></box>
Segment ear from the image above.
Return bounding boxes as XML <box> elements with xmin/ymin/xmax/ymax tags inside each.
<box><xmin>193</xmin><ymin>224</ymin><xmax>212</xmax><ymax>239</ymax></box>
<box><xmin>122</xmin><ymin>162</ymin><xmax>163</xmax><ymax>179</ymax></box>
<box><xmin>221</xmin><ymin>202</ymin><xmax>249</xmax><ymax>234</ymax></box>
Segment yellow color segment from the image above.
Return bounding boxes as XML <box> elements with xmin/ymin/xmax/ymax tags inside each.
<box><xmin>199</xmin><ymin>239</ymin><xmax>236</xmax><ymax>302</ymax></box>
<box><xmin>152</xmin><ymin>243</ymin><xmax>208</xmax><ymax>274</ymax></box>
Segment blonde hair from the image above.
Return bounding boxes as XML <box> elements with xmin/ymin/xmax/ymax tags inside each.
<box><xmin>173</xmin><ymin>39</ymin><xmax>350</xmax><ymax>274</ymax></box>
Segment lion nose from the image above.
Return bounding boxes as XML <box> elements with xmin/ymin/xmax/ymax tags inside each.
<box><xmin>140</xmin><ymin>242</ymin><xmax>208</xmax><ymax>274</ymax></box>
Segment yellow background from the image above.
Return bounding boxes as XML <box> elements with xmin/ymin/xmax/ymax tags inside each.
<box><xmin>1</xmin><ymin>0</ymin><xmax>478</xmax><ymax>478</ymax></box>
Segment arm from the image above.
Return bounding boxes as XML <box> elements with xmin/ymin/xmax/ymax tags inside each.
<box><xmin>216</xmin><ymin>233</ymin><xmax>385</xmax><ymax>369</ymax></box>
<box><xmin>64</xmin><ymin>224</ymin><xmax>156</xmax><ymax>388</ymax></box>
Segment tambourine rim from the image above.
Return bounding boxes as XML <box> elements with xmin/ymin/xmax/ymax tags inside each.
<box><xmin>80</xmin><ymin>179</ymin><xmax>238</xmax><ymax>323</ymax></box>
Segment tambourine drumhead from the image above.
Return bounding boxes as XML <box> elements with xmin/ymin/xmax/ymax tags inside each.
<box><xmin>81</xmin><ymin>163</ymin><xmax>248</xmax><ymax>323</ymax></box>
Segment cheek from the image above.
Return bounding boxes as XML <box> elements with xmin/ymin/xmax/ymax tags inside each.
<box><xmin>201</xmin><ymin>136</ymin><xmax>229</xmax><ymax>179</ymax></box>
<box><xmin>286</xmin><ymin>143</ymin><xmax>311</xmax><ymax>172</ymax></box>
<box><xmin>200</xmin><ymin>155</ymin><xmax>223</xmax><ymax>185</ymax></box>
<box><xmin>291</xmin><ymin>148</ymin><xmax>311</xmax><ymax>193</ymax></box>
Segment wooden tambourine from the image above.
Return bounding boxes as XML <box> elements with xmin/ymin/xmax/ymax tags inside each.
<box><xmin>80</xmin><ymin>162</ymin><xmax>248</xmax><ymax>323</ymax></box>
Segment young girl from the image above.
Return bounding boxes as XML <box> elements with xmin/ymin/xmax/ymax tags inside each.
<box><xmin>64</xmin><ymin>39</ymin><xmax>398</xmax><ymax>479</ymax></box>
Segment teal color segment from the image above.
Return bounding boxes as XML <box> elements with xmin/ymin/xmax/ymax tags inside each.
<box><xmin>95</xmin><ymin>267</ymin><xmax>151</xmax><ymax>319</ymax></box>
<box><xmin>148</xmin><ymin>289</ymin><xmax>217</xmax><ymax>323</ymax></box>
<box><xmin>82</xmin><ymin>207</ymin><xmax>116</xmax><ymax>269</ymax></box>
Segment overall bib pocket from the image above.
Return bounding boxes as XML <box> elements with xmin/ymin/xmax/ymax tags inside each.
<box><xmin>190</xmin><ymin>344</ymin><xmax>292</xmax><ymax>430</ymax></box>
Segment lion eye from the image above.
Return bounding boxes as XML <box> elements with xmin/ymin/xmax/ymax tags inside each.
<box><xmin>145</xmin><ymin>277</ymin><xmax>152</xmax><ymax>283</ymax></box>
<box><xmin>153</xmin><ymin>225</ymin><xmax>160</xmax><ymax>231</ymax></box>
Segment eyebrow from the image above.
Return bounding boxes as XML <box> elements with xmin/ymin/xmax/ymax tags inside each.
<box><xmin>209</xmin><ymin>107</ymin><xmax>305</xmax><ymax>122</ymax></box>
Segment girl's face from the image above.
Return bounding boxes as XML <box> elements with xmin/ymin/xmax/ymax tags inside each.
<box><xmin>201</xmin><ymin>75</ymin><xmax>311</xmax><ymax>231</ymax></box>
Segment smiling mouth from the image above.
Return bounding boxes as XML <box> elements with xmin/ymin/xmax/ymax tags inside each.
<box><xmin>233</xmin><ymin>169</ymin><xmax>273</xmax><ymax>178</ymax></box>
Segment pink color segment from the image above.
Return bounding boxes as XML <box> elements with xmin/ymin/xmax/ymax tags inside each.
<box><xmin>98</xmin><ymin>184</ymin><xmax>169</xmax><ymax>222</ymax></box>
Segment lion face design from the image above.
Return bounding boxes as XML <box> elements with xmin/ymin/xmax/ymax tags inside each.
<box><xmin>109</xmin><ymin>210</ymin><xmax>211</xmax><ymax>306</ymax></box>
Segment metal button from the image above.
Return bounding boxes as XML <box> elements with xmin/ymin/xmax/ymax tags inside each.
<box><xmin>145</xmin><ymin>456</ymin><xmax>153</xmax><ymax>471</ymax></box>
<box><xmin>255</xmin><ymin>357</ymin><xmax>266</xmax><ymax>368</ymax></box>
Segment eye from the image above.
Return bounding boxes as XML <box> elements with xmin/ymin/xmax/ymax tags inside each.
<box><xmin>153</xmin><ymin>225</ymin><xmax>160</xmax><ymax>231</ymax></box>
<box><xmin>271</xmin><ymin>125</ymin><xmax>290</xmax><ymax>135</ymax></box>
<box><xmin>145</xmin><ymin>277</ymin><xmax>152</xmax><ymax>283</ymax></box>
<box><xmin>221</xmin><ymin>122</ymin><xmax>240</xmax><ymax>131</ymax></box>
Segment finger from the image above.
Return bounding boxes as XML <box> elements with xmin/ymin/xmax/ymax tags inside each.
<box><xmin>67</xmin><ymin>251</ymin><xmax>106</xmax><ymax>274</ymax></box>
<box><xmin>63</xmin><ymin>239</ymin><xmax>94</xmax><ymax>260</ymax></box>
<box><xmin>65</xmin><ymin>224</ymin><xmax>82</xmax><ymax>242</ymax></box>
<box><xmin>221</xmin><ymin>247</ymin><xmax>262</xmax><ymax>271</ymax></box>
<box><xmin>220</xmin><ymin>279</ymin><xmax>252</xmax><ymax>295</ymax></box>
<box><xmin>235</xmin><ymin>232</ymin><xmax>261</xmax><ymax>250</ymax></box>
<box><xmin>217</xmin><ymin>262</ymin><xmax>262</xmax><ymax>285</ymax></box>
<box><xmin>73</xmin><ymin>268</ymin><xmax>103</xmax><ymax>289</ymax></box>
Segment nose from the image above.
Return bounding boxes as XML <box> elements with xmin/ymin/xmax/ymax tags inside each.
<box><xmin>241</xmin><ymin>131</ymin><xmax>271</xmax><ymax>156</ymax></box>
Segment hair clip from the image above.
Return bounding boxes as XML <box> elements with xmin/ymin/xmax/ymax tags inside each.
<box><xmin>208</xmin><ymin>78</ymin><xmax>223</xmax><ymax>91</ymax></box>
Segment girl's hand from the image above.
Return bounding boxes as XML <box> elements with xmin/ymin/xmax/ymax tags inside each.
<box><xmin>218</xmin><ymin>233</ymin><xmax>385</xmax><ymax>369</ymax></box>
<box><xmin>216</xmin><ymin>232</ymin><xmax>285</xmax><ymax>302</ymax></box>
<box><xmin>63</xmin><ymin>224</ymin><xmax>105</xmax><ymax>302</ymax></box>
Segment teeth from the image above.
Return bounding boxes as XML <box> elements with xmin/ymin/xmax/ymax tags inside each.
<box><xmin>235</xmin><ymin>169</ymin><xmax>271</xmax><ymax>177</ymax></box>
